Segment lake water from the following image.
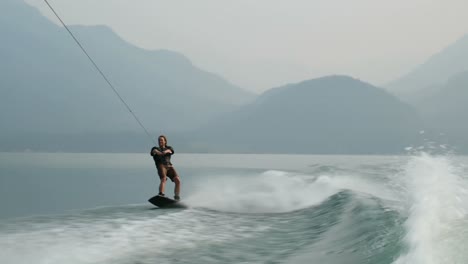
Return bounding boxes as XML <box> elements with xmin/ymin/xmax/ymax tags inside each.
<box><xmin>1</xmin><ymin>152</ymin><xmax>467</xmax><ymax>263</ymax></box>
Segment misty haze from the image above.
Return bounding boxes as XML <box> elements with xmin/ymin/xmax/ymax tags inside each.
<box><xmin>1</xmin><ymin>0</ymin><xmax>467</xmax><ymax>154</ymax></box>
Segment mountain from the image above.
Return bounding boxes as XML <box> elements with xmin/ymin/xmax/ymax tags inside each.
<box><xmin>188</xmin><ymin>76</ymin><xmax>425</xmax><ymax>154</ymax></box>
<box><xmin>384</xmin><ymin>32</ymin><xmax>468</xmax><ymax>153</ymax></box>
<box><xmin>0</xmin><ymin>1</ymin><xmax>431</xmax><ymax>154</ymax></box>
<box><xmin>386</xmin><ymin>34</ymin><xmax>468</xmax><ymax>100</ymax></box>
<box><xmin>413</xmin><ymin>71</ymin><xmax>468</xmax><ymax>152</ymax></box>
<box><xmin>0</xmin><ymin>0</ymin><xmax>254</xmax><ymax>151</ymax></box>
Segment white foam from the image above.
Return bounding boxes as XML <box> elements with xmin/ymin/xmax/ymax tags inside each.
<box><xmin>185</xmin><ymin>170</ymin><xmax>340</xmax><ymax>213</ymax></box>
<box><xmin>0</xmin><ymin>209</ymin><xmax>265</xmax><ymax>264</ymax></box>
<box><xmin>184</xmin><ymin>168</ymin><xmax>398</xmax><ymax>213</ymax></box>
<box><xmin>394</xmin><ymin>153</ymin><xmax>468</xmax><ymax>264</ymax></box>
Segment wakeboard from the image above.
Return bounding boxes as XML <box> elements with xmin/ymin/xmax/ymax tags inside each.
<box><xmin>148</xmin><ymin>195</ymin><xmax>187</xmax><ymax>209</ymax></box>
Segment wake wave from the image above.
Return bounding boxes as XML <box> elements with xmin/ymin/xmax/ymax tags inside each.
<box><xmin>184</xmin><ymin>170</ymin><xmax>338</xmax><ymax>213</ymax></box>
<box><xmin>184</xmin><ymin>168</ymin><xmax>397</xmax><ymax>213</ymax></box>
<box><xmin>394</xmin><ymin>153</ymin><xmax>468</xmax><ymax>264</ymax></box>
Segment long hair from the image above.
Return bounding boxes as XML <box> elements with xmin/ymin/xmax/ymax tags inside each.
<box><xmin>158</xmin><ymin>135</ymin><xmax>168</xmax><ymax>147</ymax></box>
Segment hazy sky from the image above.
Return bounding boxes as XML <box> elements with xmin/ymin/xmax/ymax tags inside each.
<box><xmin>27</xmin><ymin>0</ymin><xmax>468</xmax><ymax>93</ymax></box>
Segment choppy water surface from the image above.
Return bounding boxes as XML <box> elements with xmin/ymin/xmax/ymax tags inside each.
<box><xmin>1</xmin><ymin>153</ymin><xmax>467</xmax><ymax>264</ymax></box>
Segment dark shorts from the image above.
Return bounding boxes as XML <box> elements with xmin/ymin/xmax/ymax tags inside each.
<box><xmin>157</xmin><ymin>164</ymin><xmax>179</xmax><ymax>182</ymax></box>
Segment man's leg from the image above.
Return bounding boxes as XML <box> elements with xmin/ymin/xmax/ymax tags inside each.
<box><xmin>158</xmin><ymin>165</ymin><xmax>168</xmax><ymax>195</ymax></box>
<box><xmin>173</xmin><ymin>176</ymin><xmax>181</xmax><ymax>198</ymax></box>
<box><xmin>167</xmin><ymin>167</ymin><xmax>181</xmax><ymax>200</ymax></box>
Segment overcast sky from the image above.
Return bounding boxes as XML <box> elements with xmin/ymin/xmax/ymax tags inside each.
<box><xmin>27</xmin><ymin>0</ymin><xmax>468</xmax><ymax>93</ymax></box>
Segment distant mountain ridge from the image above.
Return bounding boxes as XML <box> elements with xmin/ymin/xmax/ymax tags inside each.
<box><xmin>4</xmin><ymin>0</ymin><xmax>462</xmax><ymax>154</ymax></box>
<box><xmin>412</xmin><ymin>71</ymin><xmax>468</xmax><ymax>152</ymax></box>
<box><xmin>386</xmin><ymin>34</ymin><xmax>468</xmax><ymax>98</ymax></box>
<box><xmin>384</xmin><ymin>33</ymin><xmax>468</xmax><ymax>154</ymax></box>
<box><xmin>0</xmin><ymin>0</ymin><xmax>254</xmax><ymax>138</ymax></box>
<box><xmin>188</xmin><ymin>76</ymin><xmax>424</xmax><ymax>154</ymax></box>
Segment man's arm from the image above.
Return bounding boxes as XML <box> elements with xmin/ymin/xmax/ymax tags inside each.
<box><xmin>163</xmin><ymin>146</ymin><xmax>174</xmax><ymax>155</ymax></box>
<box><xmin>151</xmin><ymin>147</ymin><xmax>163</xmax><ymax>156</ymax></box>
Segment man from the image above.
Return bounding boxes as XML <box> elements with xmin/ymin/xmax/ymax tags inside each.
<box><xmin>150</xmin><ymin>135</ymin><xmax>181</xmax><ymax>201</ymax></box>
